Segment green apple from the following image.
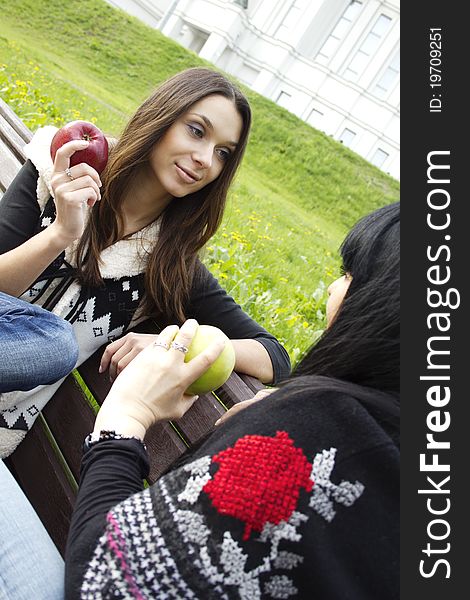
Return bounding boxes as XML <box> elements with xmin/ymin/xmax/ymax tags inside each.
<box><xmin>185</xmin><ymin>325</ymin><xmax>235</xmax><ymax>395</ymax></box>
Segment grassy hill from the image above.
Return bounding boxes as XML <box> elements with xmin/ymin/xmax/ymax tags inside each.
<box><xmin>0</xmin><ymin>0</ymin><xmax>399</xmax><ymax>362</ymax></box>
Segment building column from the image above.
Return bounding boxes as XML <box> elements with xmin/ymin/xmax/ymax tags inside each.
<box><xmin>160</xmin><ymin>14</ymin><xmax>184</xmax><ymax>38</ymax></box>
<box><xmin>159</xmin><ymin>0</ymin><xmax>187</xmax><ymax>38</ymax></box>
<box><xmin>199</xmin><ymin>32</ymin><xmax>227</xmax><ymax>63</ymax></box>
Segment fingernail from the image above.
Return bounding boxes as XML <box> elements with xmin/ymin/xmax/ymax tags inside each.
<box><xmin>80</xmin><ymin>140</ymin><xmax>90</xmax><ymax>146</ymax></box>
<box><xmin>214</xmin><ymin>418</ymin><xmax>221</xmax><ymax>426</ymax></box>
<box><xmin>98</xmin><ymin>365</ymin><xmax>103</xmax><ymax>373</ymax></box>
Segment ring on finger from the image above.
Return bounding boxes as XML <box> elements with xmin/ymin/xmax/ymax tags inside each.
<box><xmin>65</xmin><ymin>167</ymin><xmax>75</xmax><ymax>180</ymax></box>
<box><xmin>153</xmin><ymin>341</ymin><xmax>170</xmax><ymax>350</ymax></box>
<box><xmin>170</xmin><ymin>341</ymin><xmax>189</xmax><ymax>354</ymax></box>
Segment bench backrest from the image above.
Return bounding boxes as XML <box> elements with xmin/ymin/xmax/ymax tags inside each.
<box><xmin>0</xmin><ymin>99</ymin><xmax>264</xmax><ymax>555</ymax></box>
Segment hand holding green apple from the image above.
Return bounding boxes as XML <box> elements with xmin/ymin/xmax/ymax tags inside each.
<box><xmin>94</xmin><ymin>320</ymin><xmax>234</xmax><ymax>439</ymax></box>
<box><xmin>184</xmin><ymin>325</ymin><xmax>235</xmax><ymax>395</ymax></box>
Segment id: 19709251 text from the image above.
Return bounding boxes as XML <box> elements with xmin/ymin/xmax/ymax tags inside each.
<box><xmin>429</xmin><ymin>28</ymin><xmax>442</xmax><ymax>113</ymax></box>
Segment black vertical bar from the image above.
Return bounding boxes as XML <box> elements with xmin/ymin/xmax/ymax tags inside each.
<box><xmin>401</xmin><ymin>4</ymin><xmax>466</xmax><ymax>597</ymax></box>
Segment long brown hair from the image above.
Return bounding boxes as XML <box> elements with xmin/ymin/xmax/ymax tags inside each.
<box><xmin>75</xmin><ymin>68</ymin><xmax>251</xmax><ymax>323</ymax></box>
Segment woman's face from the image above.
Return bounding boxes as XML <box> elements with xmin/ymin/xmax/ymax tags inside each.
<box><xmin>149</xmin><ymin>94</ymin><xmax>243</xmax><ymax>198</ymax></box>
<box><xmin>326</xmin><ymin>274</ymin><xmax>352</xmax><ymax>326</ymax></box>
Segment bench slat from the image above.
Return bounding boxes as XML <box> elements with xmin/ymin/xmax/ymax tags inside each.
<box><xmin>76</xmin><ymin>347</ymin><xmax>112</xmax><ymax>401</ymax></box>
<box><xmin>145</xmin><ymin>421</ymin><xmax>189</xmax><ymax>482</ymax></box>
<box><xmin>174</xmin><ymin>392</ymin><xmax>224</xmax><ymax>445</ymax></box>
<box><xmin>42</xmin><ymin>375</ymin><xmax>97</xmax><ymax>481</ymax></box>
<box><xmin>0</xmin><ymin>98</ymin><xmax>33</xmax><ymax>145</ymax></box>
<box><xmin>0</xmin><ymin>112</ymin><xmax>29</xmax><ymax>164</ymax></box>
<box><xmin>5</xmin><ymin>418</ymin><xmax>75</xmax><ymax>556</ymax></box>
<box><xmin>239</xmin><ymin>373</ymin><xmax>266</xmax><ymax>394</ymax></box>
<box><xmin>215</xmin><ymin>371</ymin><xmax>263</xmax><ymax>408</ymax></box>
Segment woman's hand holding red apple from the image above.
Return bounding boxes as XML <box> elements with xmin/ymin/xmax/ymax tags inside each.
<box><xmin>49</xmin><ymin>140</ymin><xmax>102</xmax><ymax>246</ymax></box>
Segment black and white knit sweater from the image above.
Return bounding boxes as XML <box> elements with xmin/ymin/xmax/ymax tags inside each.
<box><xmin>65</xmin><ymin>378</ymin><xmax>399</xmax><ymax>599</ymax></box>
<box><xmin>0</xmin><ymin>127</ymin><xmax>290</xmax><ymax>457</ymax></box>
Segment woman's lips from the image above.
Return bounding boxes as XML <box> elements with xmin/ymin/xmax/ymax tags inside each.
<box><xmin>175</xmin><ymin>164</ymin><xmax>199</xmax><ymax>184</ymax></box>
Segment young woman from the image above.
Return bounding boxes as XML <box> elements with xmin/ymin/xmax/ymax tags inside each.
<box><xmin>0</xmin><ymin>68</ymin><xmax>290</xmax><ymax>457</ymax></box>
<box><xmin>65</xmin><ymin>202</ymin><xmax>400</xmax><ymax>599</ymax></box>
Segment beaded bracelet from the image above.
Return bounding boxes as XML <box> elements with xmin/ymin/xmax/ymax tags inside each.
<box><xmin>83</xmin><ymin>429</ymin><xmax>147</xmax><ymax>452</ymax></box>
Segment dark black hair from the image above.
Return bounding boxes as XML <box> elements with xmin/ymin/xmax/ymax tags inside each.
<box><xmin>293</xmin><ymin>202</ymin><xmax>400</xmax><ymax>392</ymax></box>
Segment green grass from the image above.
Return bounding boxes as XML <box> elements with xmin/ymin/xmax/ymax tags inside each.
<box><xmin>0</xmin><ymin>0</ymin><xmax>399</xmax><ymax>363</ymax></box>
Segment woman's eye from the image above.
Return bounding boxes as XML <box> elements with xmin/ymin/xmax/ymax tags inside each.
<box><xmin>216</xmin><ymin>147</ymin><xmax>230</xmax><ymax>161</ymax></box>
<box><xmin>187</xmin><ymin>124</ymin><xmax>204</xmax><ymax>138</ymax></box>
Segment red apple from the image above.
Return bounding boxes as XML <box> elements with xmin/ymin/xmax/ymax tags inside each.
<box><xmin>50</xmin><ymin>120</ymin><xmax>109</xmax><ymax>174</ymax></box>
<box><xmin>185</xmin><ymin>325</ymin><xmax>236</xmax><ymax>395</ymax></box>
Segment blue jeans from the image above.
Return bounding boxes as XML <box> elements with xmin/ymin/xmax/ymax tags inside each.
<box><xmin>0</xmin><ymin>292</ymin><xmax>78</xmax><ymax>393</ymax></box>
<box><xmin>0</xmin><ymin>460</ymin><xmax>64</xmax><ymax>599</ymax></box>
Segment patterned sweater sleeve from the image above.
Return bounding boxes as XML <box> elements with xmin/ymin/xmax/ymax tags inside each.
<box><xmin>64</xmin><ymin>439</ymin><xmax>149</xmax><ymax>600</ymax></box>
<box><xmin>187</xmin><ymin>263</ymin><xmax>291</xmax><ymax>384</ymax></box>
<box><xmin>65</xmin><ymin>384</ymin><xmax>399</xmax><ymax>599</ymax></box>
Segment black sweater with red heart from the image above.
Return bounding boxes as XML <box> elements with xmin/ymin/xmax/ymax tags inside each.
<box><xmin>65</xmin><ymin>376</ymin><xmax>399</xmax><ymax>600</ymax></box>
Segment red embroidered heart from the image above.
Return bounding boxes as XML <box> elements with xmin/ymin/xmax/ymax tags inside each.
<box><xmin>203</xmin><ymin>431</ymin><xmax>313</xmax><ymax>540</ymax></box>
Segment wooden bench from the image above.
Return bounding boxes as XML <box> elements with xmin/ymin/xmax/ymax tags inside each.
<box><xmin>0</xmin><ymin>98</ymin><xmax>264</xmax><ymax>556</ymax></box>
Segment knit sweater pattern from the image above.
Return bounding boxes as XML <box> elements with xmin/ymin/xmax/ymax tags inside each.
<box><xmin>66</xmin><ymin>379</ymin><xmax>399</xmax><ymax>599</ymax></box>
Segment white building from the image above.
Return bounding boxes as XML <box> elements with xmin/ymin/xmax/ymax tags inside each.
<box><xmin>107</xmin><ymin>0</ymin><xmax>400</xmax><ymax>179</ymax></box>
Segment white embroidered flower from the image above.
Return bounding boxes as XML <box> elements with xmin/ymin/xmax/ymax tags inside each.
<box><xmin>177</xmin><ymin>456</ymin><xmax>212</xmax><ymax>504</ymax></box>
<box><xmin>309</xmin><ymin>447</ymin><xmax>365</xmax><ymax>522</ymax></box>
<box><xmin>259</xmin><ymin>511</ymin><xmax>308</xmax><ymax>547</ymax></box>
<box><xmin>273</xmin><ymin>551</ymin><xmax>303</xmax><ymax>570</ymax></box>
<box><xmin>264</xmin><ymin>574</ymin><xmax>298</xmax><ymax>599</ymax></box>
<box><xmin>175</xmin><ymin>510</ymin><xmax>210</xmax><ymax>545</ymax></box>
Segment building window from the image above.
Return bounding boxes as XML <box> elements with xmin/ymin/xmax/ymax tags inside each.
<box><xmin>373</xmin><ymin>50</ymin><xmax>400</xmax><ymax>98</ymax></box>
<box><xmin>276</xmin><ymin>91</ymin><xmax>292</xmax><ymax>109</ymax></box>
<box><xmin>307</xmin><ymin>107</ymin><xmax>324</xmax><ymax>128</ymax></box>
<box><xmin>344</xmin><ymin>14</ymin><xmax>392</xmax><ymax>81</ymax></box>
<box><xmin>339</xmin><ymin>128</ymin><xmax>356</xmax><ymax>147</ymax></box>
<box><xmin>275</xmin><ymin>0</ymin><xmax>310</xmax><ymax>43</ymax></box>
<box><xmin>316</xmin><ymin>1</ymin><xmax>363</xmax><ymax>65</ymax></box>
<box><xmin>370</xmin><ymin>148</ymin><xmax>389</xmax><ymax>168</ymax></box>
